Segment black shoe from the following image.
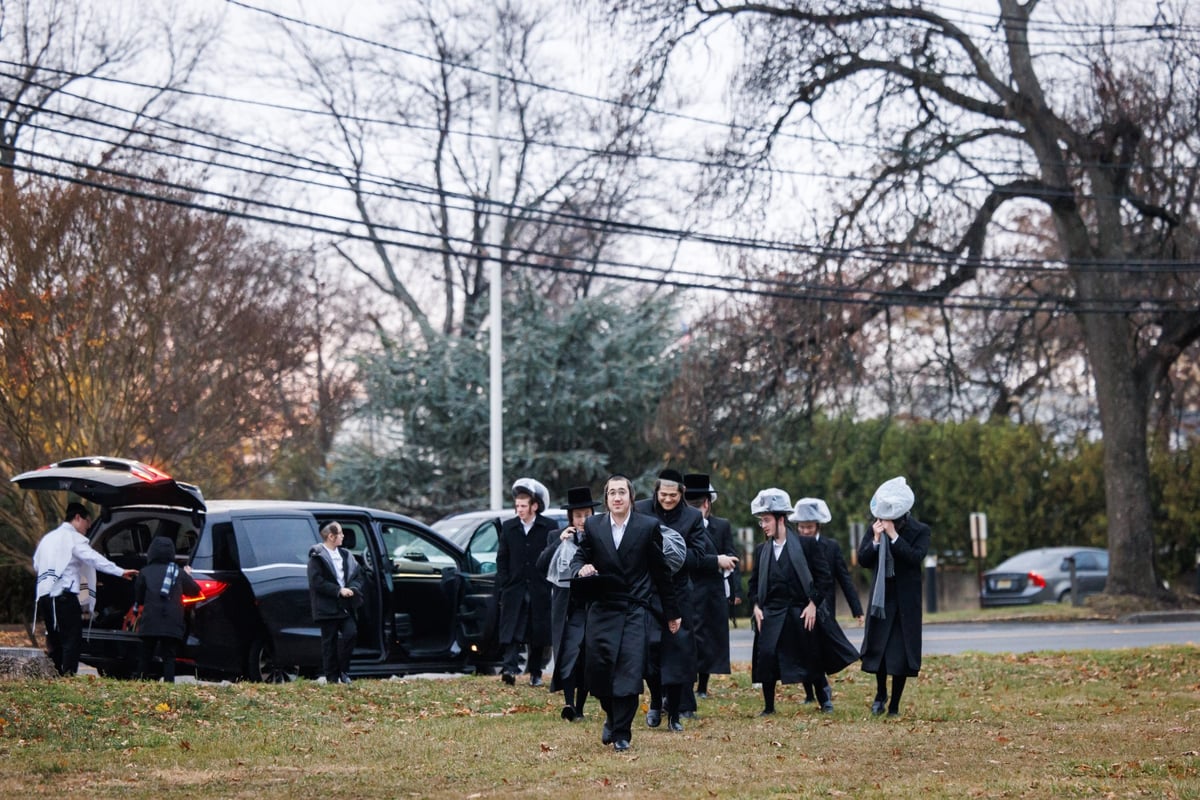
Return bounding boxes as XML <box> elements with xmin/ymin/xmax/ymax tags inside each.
<box><xmin>679</xmin><ymin>710</ymin><xmax>696</xmax><ymax>719</ymax></box>
<box><xmin>613</xmin><ymin>739</ymin><xmax>631</xmax><ymax>752</ymax></box>
<box><xmin>645</xmin><ymin>709</ymin><xmax>661</xmax><ymax>728</ymax></box>
<box><xmin>572</xmin><ymin>711</ymin><xmax>586</xmax><ymax>723</ymax></box>
<box><xmin>802</xmin><ymin>697</ymin><xmax>816</xmax><ymax>705</ymax></box>
<box><xmin>758</xmin><ymin>709</ymin><xmax>775</xmax><ymax>717</ymax></box>
<box><xmin>501</xmin><ymin>673</ymin><xmax>516</xmax><ymax>686</ymax></box>
<box><xmin>602</xmin><ymin>718</ymin><xmax>613</xmax><ymax>744</ymax></box>
<box><xmin>530</xmin><ymin>675</ymin><xmax>543</xmax><ymax>687</ymax></box>
<box><xmin>696</xmin><ymin>692</ymin><xmax>708</xmax><ymax>699</ymax></box>
<box><xmin>819</xmin><ymin>686</ymin><xmax>833</xmax><ymax>712</ymax></box>
<box><xmin>561</xmin><ymin>706</ymin><xmax>576</xmax><ymax>721</ymax></box>
<box><xmin>871</xmin><ymin>700</ymin><xmax>886</xmax><ymax>715</ymax></box>
<box><xmin>338</xmin><ymin>673</ymin><xmax>352</xmax><ymax>685</ymax></box>
<box><xmin>887</xmin><ymin>709</ymin><xmax>900</xmax><ymax>718</ymax></box>
<box><xmin>668</xmin><ymin>715</ymin><xmax>683</xmax><ymax>732</ymax></box>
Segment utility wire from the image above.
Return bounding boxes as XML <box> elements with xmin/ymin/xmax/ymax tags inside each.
<box><xmin>17</xmin><ymin>97</ymin><xmax>1200</xmax><ymax>277</ymax></box>
<box><xmin>16</xmin><ymin>121</ymin><xmax>1200</xmax><ymax>279</ymax></box>
<box><xmin>7</xmin><ymin>152</ymin><xmax>1196</xmax><ymax>315</ymax></box>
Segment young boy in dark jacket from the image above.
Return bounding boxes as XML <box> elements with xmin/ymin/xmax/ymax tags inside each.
<box><xmin>133</xmin><ymin>536</ymin><xmax>201</xmax><ymax>682</ymax></box>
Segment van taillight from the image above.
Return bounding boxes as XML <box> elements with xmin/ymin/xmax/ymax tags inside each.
<box><xmin>1027</xmin><ymin>571</ymin><xmax>1046</xmax><ymax>588</ymax></box>
<box><xmin>184</xmin><ymin>578</ymin><xmax>228</xmax><ymax>606</ymax></box>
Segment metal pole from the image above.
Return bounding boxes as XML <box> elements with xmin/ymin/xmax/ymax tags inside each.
<box><xmin>487</xmin><ymin>4</ymin><xmax>504</xmax><ymax>510</ymax></box>
<box><xmin>924</xmin><ymin>554</ymin><xmax>938</xmax><ymax>614</ymax></box>
<box><xmin>1066</xmin><ymin>556</ymin><xmax>1079</xmax><ymax>606</ymax></box>
<box><xmin>1194</xmin><ymin>548</ymin><xmax>1200</xmax><ymax>596</ymax></box>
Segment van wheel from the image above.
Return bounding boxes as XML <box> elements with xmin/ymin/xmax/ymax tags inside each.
<box><xmin>1057</xmin><ymin>590</ymin><xmax>1072</xmax><ymax>604</ymax></box>
<box><xmin>245</xmin><ymin>637</ymin><xmax>298</xmax><ymax>683</ymax></box>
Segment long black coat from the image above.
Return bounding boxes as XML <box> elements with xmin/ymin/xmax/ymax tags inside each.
<box><xmin>749</xmin><ymin>531</ymin><xmax>859</xmax><ymax>683</ymax></box>
<box><xmin>693</xmin><ymin>515</ymin><xmax>736</xmax><ymax>674</ymax></box>
<box><xmin>307</xmin><ymin>542</ymin><xmax>365</xmax><ymax>621</ymax></box>
<box><xmin>634</xmin><ymin>498</ymin><xmax>711</xmax><ymax>684</ymax></box>
<box><xmin>496</xmin><ymin>513</ymin><xmax>558</xmax><ymax>647</ymax></box>
<box><xmin>815</xmin><ymin>534</ymin><xmax>863</xmax><ymax>620</ymax></box>
<box><xmin>857</xmin><ymin>514</ymin><xmax>931</xmax><ymax>677</ymax></box>
<box><xmin>535</xmin><ymin>524</ymin><xmax>587</xmax><ymax>692</ymax></box>
<box><xmin>134</xmin><ymin>537</ymin><xmax>200</xmax><ymax>641</ymax></box>
<box><xmin>569</xmin><ymin>511</ymin><xmax>677</xmax><ymax>697</ymax></box>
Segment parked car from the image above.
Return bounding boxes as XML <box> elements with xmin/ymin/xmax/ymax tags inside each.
<box><xmin>979</xmin><ymin>546</ymin><xmax>1109</xmax><ymax>606</ymax></box>
<box><xmin>431</xmin><ymin>508</ymin><xmax>569</xmax><ymax>574</ymax></box>
<box><xmin>12</xmin><ymin>456</ymin><xmax>503</xmax><ymax>681</ymax></box>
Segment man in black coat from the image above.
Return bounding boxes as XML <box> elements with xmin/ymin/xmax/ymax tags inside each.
<box><xmin>683</xmin><ymin>473</ymin><xmax>739</xmax><ymax>701</ymax></box>
<box><xmin>634</xmin><ymin>468</ymin><xmax>712</xmax><ymax>731</ymax></box>
<box><xmin>792</xmin><ymin>497</ymin><xmax>863</xmax><ymax>704</ymax></box>
<box><xmin>748</xmin><ymin>488</ymin><xmax>859</xmax><ymax>716</ymax></box>
<box><xmin>858</xmin><ymin>477</ymin><xmax>931</xmax><ymax>717</ymax></box>
<box><xmin>571</xmin><ymin>475</ymin><xmax>679</xmax><ymax>752</ymax></box>
<box><xmin>496</xmin><ymin>477</ymin><xmax>558</xmax><ymax>686</ymax></box>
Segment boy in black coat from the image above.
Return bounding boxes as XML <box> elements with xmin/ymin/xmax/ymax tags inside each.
<box><xmin>134</xmin><ymin>536</ymin><xmax>201</xmax><ymax>682</ymax></box>
<box><xmin>308</xmin><ymin>521</ymin><xmax>365</xmax><ymax>685</ymax></box>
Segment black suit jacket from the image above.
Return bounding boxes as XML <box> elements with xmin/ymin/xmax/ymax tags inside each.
<box><xmin>496</xmin><ymin>513</ymin><xmax>557</xmax><ymax>645</ymax></box>
<box><xmin>817</xmin><ymin>534</ymin><xmax>863</xmax><ymax>619</ymax></box>
<box><xmin>569</xmin><ymin>511</ymin><xmax>678</xmax><ymax>696</ymax></box>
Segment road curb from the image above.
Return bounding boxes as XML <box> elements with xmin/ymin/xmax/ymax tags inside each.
<box><xmin>1118</xmin><ymin>610</ymin><xmax>1200</xmax><ymax>624</ymax></box>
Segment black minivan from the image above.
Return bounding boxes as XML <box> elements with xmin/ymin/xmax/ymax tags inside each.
<box><xmin>13</xmin><ymin>456</ymin><xmax>503</xmax><ymax>681</ymax></box>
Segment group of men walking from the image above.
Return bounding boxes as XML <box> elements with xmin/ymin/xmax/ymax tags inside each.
<box><xmin>495</xmin><ymin>469</ymin><xmax>931</xmax><ymax>753</ymax></box>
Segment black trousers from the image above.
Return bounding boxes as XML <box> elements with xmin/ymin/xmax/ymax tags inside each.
<box><xmin>38</xmin><ymin>593</ymin><xmax>83</xmax><ymax>676</ymax></box>
<box><xmin>599</xmin><ymin>694</ymin><xmax>639</xmax><ymax>742</ymax></box>
<box><xmin>138</xmin><ymin>636</ymin><xmax>180</xmax><ymax>682</ymax></box>
<box><xmin>319</xmin><ymin>615</ymin><xmax>357</xmax><ymax>681</ymax></box>
<box><xmin>502</xmin><ymin>642</ymin><xmax>547</xmax><ymax>676</ymax></box>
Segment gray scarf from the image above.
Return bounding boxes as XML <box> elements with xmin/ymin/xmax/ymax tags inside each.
<box><xmin>868</xmin><ymin>531</ymin><xmax>895</xmax><ymax>619</ymax></box>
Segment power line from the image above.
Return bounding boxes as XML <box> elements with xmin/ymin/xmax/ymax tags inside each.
<box><xmin>0</xmin><ymin>60</ymin><xmax>1047</xmax><ymax>184</ymax></box>
<box><xmin>222</xmin><ymin>0</ymin><xmax>1200</xmax><ymax>153</ymax></box>
<box><xmin>8</xmin><ymin>43</ymin><xmax>1196</xmax><ymax>192</ymax></box>
<box><xmin>17</xmin><ymin>116</ymin><xmax>1200</xmax><ymax>280</ymax></box>
<box><xmin>6</xmin><ymin>152</ymin><xmax>1197</xmax><ymax>315</ymax></box>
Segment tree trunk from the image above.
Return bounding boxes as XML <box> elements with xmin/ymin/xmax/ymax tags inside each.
<box><xmin>1077</xmin><ymin>310</ymin><xmax>1163</xmax><ymax>598</ymax></box>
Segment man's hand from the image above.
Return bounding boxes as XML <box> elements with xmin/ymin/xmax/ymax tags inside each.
<box><xmin>577</xmin><ymin>564</ymin><xmax>597</xmax><ymax>578</ymax></box>
<box><xmin>667</xmin><ymin>618</ymin><xmax>681</xmax><ymax>634</ymax></box>
<box><xmin>801</xmin><ymin>601</ymin><xmax>817</xmax><ymax>631</ymax></box>
<box><xmin>753</xmin><ymin>605</ymin><xmax>763</xmax><ymax>627</ymax></box>
<box><xmin>717</xmin><ymin>554</ymin><xmax>738</xmax><ymax>571</ymax></box>
<box><xmin>120</xmin><ymin>569</ymin><xmax>137</xmax><ymax>580</ymax></box>
<box><xmin>338</xmin><ymin>587</ymin><xmax>355</xmax><ymax>598</ymax></box>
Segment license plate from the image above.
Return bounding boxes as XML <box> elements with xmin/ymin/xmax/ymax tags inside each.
<box><xmin>994</xmin><ymin>578</ymin><xmax>1013</xmax><ymax>590</ymax></box>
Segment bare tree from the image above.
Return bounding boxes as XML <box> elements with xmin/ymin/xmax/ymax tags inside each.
<box><xmin>0</xmin><ymin>0</ymin><xmax>216</xmax><ymax>182</ymax></box>
<box><xmin>608</xmin><ymin>0</ymin><xmax>1200</xmax><ymax>599</ymax></box>
<box><xmin>263</xmin><ymin>0</ymin><xmax>664</xmax><ymax>344</ymax></box>
<box><xmin>0</xmin><ymin>169</ymin><xmax>326</xmax><ymax>566</ymax></box>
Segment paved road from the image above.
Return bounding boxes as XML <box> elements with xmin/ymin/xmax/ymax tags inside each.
<box><xmin>729</xmin><ymin>619</ymin><xmax>1200</xmax><ymax>663</ymax></box>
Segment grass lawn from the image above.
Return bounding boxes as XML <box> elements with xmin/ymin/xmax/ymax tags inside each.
<box><xmin>1</xmin><ymin>646</ymin><xmax>1197</xmax><ymax>799</ymax></box>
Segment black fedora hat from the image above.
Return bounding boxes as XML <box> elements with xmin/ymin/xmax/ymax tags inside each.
<box><xmin>683</xmin><ymin>473</ymin><xmax>714</xmax><ymax>500</ymax></box>
<box><xmin>562</xmin><ymin>486</ymin><xmax>601</xmax><ymax>511</ymax></box>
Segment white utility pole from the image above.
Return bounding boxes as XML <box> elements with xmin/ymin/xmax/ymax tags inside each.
<box><xmin>487</xmin><ymin>4</ymin><xmax>504</xmax><ymax>510</ymax></box>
